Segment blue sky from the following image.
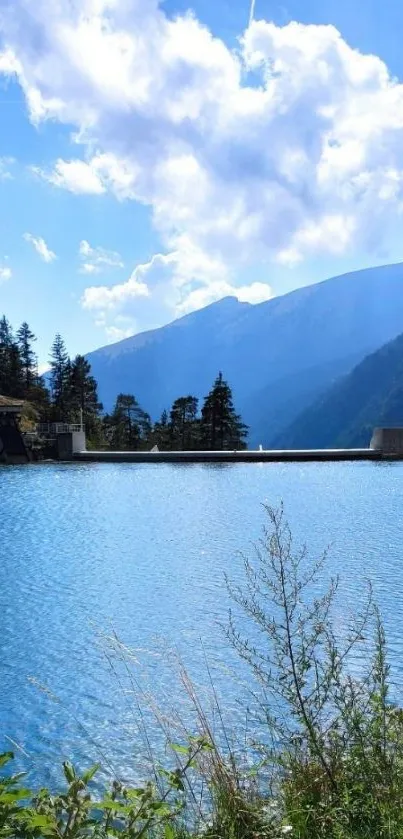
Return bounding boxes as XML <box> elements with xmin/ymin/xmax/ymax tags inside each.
<box><xmin>1</xmin><ymin>0</ymin><xmax>403</xmax><ymax>365</ymax></box>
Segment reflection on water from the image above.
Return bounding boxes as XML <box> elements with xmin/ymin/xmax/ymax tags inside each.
<box><xmin>1</xmin><ymin>460</ymin><xmax>403</xmax><ymax>786</ymax></box>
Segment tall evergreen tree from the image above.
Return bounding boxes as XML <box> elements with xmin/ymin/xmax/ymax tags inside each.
<box><xmin>169</xmin><ymin>396</ymin><xmax>199</xmax><ymax>449</ymax></box>
<box><xmin>69</xmin><ymin>355</ymin><xmax>103</xmax><ymax>436</ymax></box>
<box><xmin>49</xmin><ymin>334</ymin><xmax>71</xmax><ymax>420</ymax></box>
<box><xmin>17</xmin><ymin>322</ymin><xmax>37</xmax><ymax>395</ymax></box>
<box><xmin>200</xmin><ymin>372</ymin><xmax>248</xmax><ymax>450</ymax></box>
<box><xmin>0</xmin><ymin>315</ymin><xmax>12</xmax><ymax>350</ymax></box>
<box><xmin>0</xmin><ymin>315</ymin><xmax>13</xmax><ymax>395</ymax></box>
<box><xmin>151</xmin><ymin>409</ymin><xmax>171</xmax><ymax>450</ymax></box>
<box><xmin>104</xmin><ymin>394</ymin><xmax>151</xmax><ymax>450</ymax></box>
<box><xmin>0</xmin><ymin>316</ymin><xmax>24</xmax><ymax>397</ymax></box>
<box><xmin>7</xmin><ymin>344</ymin><xmax>24</xmax><ymax>398</ymax></box>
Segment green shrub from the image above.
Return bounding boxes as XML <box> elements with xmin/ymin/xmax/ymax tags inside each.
<box><xmin>227</xmin><ymin>505</ymin><xmax>403</xmax><ymax>838</ymax></box>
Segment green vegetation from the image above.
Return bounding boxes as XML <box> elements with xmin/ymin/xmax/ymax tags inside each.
<box><xmin>103</xmin><ymin>394</ymin><xmax>152</xmax><ymax>450</ymax></box>
<box><xmin>103</xmin><ymin>374</ymin><xmax>248</xmax><ymax>451</ymax></box>
<box><xmin>169</xmin><ymin>396</ymin><xmax>199</xmax><ymax>450</ymax></box>
<box><xmin>100</xmin><ymin>373</ymin><xmax>247</xmax><ymax>451</ymax></box>
<box><xmin>200</xmin><ymin>373</ymin><xmax>248</xmax><ymax>451</ymax></box>
<box><xmin>2</xmin><ymin>507</ymin><xmax>403</xmax><ymax>838</ymax></box>
<box><xmin>0</xmin><ymin>314</ymin><xmax>248</xmax><ymax>451</ymax></box>
<box><xmin>49</xmin><ymin>335</ymin><xmax>103</xmax><ymax>436</ymax></box>
<box><xmin>0</xmin><ymin>316</ymin><xmax>49</xmax><ymax>418</ymax></box>
<box><xmin>0</xmin><ymin>318</ymin><xmax>103</xmax><ymax>437</ymax></box>
<box><xmin>274</xmin><ymin>330</ymin><xmax>403</xmax><ymax>450</ymax></box>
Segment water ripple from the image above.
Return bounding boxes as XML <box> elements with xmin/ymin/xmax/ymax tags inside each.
<box><xmin>1</xmin><ymin>461</ymin><xmax>403</xmax><ymax>785</ymax></box>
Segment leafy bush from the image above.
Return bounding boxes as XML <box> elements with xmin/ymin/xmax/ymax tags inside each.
<box><xmin>0</xmin><ymin>742</ymin><xmax>207</xmax><ymax>839</ymax></box>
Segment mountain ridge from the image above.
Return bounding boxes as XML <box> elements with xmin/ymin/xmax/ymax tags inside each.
<box><xmin>272</xmin><ymin>330</ymin><xmax>403</xmax><ymax>449</ymax></box>
<box><xmin>86</xmin><ymin>261</ymin><xmax>403</xmax><ymax>443</ymax></box>
<box><xmin>92</xmin><ymin>296</ymin><xmax>249</xmax><ymax>360</ymax></box>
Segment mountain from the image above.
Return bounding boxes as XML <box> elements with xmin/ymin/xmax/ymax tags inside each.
<box><xmin>87</xmin><ymin>295</ymin><xmax>250</xmax><ymax>419</ymax></box>
<box><xmin>272</xmin><ymin>331</ymin><xmax>403</xmax><ymax>449</ymax></box>
<box><xmin>86</xmin><ymin>262</ymin><xmax>403</xmax><ymax>445</ymax></box>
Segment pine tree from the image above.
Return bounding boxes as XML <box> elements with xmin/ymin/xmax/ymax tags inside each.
<box><xmin>69</xmin><ymin>355</ymin><xmax>103</xmax><ymax>437</ymax></box>
<box><xmin>150</xmin><ymin>409</ymin><xmax>169</xmax><ymax>450</ymax></box>
<box><xmin>200</xmin><ymin>372</ymin><xmax>248</xmax><ymax>450</ymax></box>
<box><xmin>169</xmin><ymin>396</ymin><xmax>199</xmax><ymax>450</ymax></box>
<box><xmin>0</xmin><ymin>315</ymin><xmax>12</xmax><ymax>351</ymax></box>
<box><xmin>49</xmin><ymin>334</ymin><xmax>71</xmax><ymax>420</ymax></box>
<box><xmin>8</xmin><ymin>345</ymin><xmax>24</xmax><ymax>396</ymax></box>
<box><xmin>27</xmin><ymin>377</ymin><xmax>51</xmax><ymax>419</ymax></box>
<box><xmin>105</xmin><ymin>394</ymin><xmax>151</xmax><ymax>450</ymax></box>
<box><xmin>0</xmin><ymin>316</ymin><xmax>24</xmax><ymax>397</ymax></box>
<box><xmin>17</xmin><ymin>322</ymin><xmax>37</xmax><ymax>395</ymax></box>
<box><xmin>0</xmin><ymin>315</ymin><xmax>13</xmax><ymax>395</ymax></box>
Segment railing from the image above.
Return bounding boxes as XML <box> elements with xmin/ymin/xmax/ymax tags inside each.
<box><xmin>36</xmin><ymin>423</ymin><xmax>84</xmax><ymax>435</ymax></box>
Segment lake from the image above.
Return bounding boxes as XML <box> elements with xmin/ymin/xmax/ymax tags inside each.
<box><xmin>1</xmin><ymin>460</ymin><xmax>403</xmax><ymax>788</ymax></box>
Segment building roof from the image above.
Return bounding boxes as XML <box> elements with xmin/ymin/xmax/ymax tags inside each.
<box><xmin>0</xmin><ymin>395</ymin><xmax>24</xmax><ymax>410</ymax></box>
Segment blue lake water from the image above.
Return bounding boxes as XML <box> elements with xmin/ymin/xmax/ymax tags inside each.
<box><xmin>1</xmin><ymin>460</ymin><xmax>403</xmax><ymax>788</ymax></box>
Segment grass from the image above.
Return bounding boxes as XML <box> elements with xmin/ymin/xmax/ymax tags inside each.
<box><xmin>2</xmin><ymin>505</ymin><xmax>403</xmax><ymax>838</ymax></box>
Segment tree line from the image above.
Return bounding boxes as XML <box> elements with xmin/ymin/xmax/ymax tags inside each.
<box><xmin>105</xmin><ymin>374</ymin><xmax>248</xmax><ymax>451</ymax></box>
<box><xmin>0</xmin><ymin>316</ymin><xmax>102</xmax><ymax>438</ymax></box>
<box><xmin>0</xmin><ymin>314</ymin><xmax>248</xmax><ymax>450</ymax></box>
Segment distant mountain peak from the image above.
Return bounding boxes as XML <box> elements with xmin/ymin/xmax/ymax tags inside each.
<box><xmin>92</xmin><ymin>295</ymin><xmax>249</xmax><ymax>358</ymax></box>
<box><xmin>86</xmin><ymin>261</ymin><xmax>403</xmax><ymax>445</ymax></box>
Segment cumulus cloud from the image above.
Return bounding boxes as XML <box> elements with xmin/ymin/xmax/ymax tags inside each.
<box><xmin>0</xmin><ymin>49</ymin><xmax>18</xmax><ymax>75</ymax></box>
<box><xmin>3</xmin><ymin>1</ymin><xmax>403</xmax><ymax>330</ymax></box>
<box><xmin>81</xmin><ymin>245</ymin><xmax>273</xmax><ymax>331</ymax></box>
<box><xmin>79</xmin><ymin>239</ymin><xmax>124</xmax><ymax>274</ymax></box>
<box><xmin>0</xmin><ymin>265</ymin><xmax>12</xmax><ymax>283</ymax></box>
<box><xmin>81</xmin><ymin>256</ymin><xmax>154</xmax><ymax>311</ymax></box>
<box><xmin>24</xmin><ymin>233</ymin><xmax>57</xmax><ymax>263</ymax></box>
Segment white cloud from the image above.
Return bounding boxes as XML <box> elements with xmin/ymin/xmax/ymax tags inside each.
<box><xmin>24</xmin><ymin>233</ymin><xmax>57</xmax><ymax>263</ymax></box>
<box><xmin>233</xmin><ymin>282</ymin><xmax>274</xmax><ymax>304</ymax></box>
<box><xmin>80</xmin><ymin>263</ymin><xmax>98</xmax><ymax>275</ymax></box>
<box><xmin>0</xmin><ymin>49</ymin><xmax>19</xmax><ymax>75</ymax></box>
<box><xmin>3</xmin><ymin>2</ymin><xmax>403</xmax><ymax>326</ymax></box>
<box><xmin>32</xmin><ymin>153</ymin><xmax>139</xmax><ymax>198</ymax></box>
<box><xmin>104</xmin><ymin>324</ymin><xmax>135</xmax><ymax>342</ymax></box>
<box><xmin>78</xmin><ymin>239</ymin><xmax>124</xmax><ymax>274</ymax></box>
<box><xmin>32</xmin><ymin>158</ymin><xmax>105</xmax><ymax>194</ymax></box>
<box><xmin>176</xmin><ymin>280</ymin><xmax>273</xmax><ymax>314</ymax></box>
<box><xmin>38</xmin><ymin>362</ymin><xmax>50</xmax><ymax>376</ymax></box>
<box><xmin>277</xmin><ymin>214</ymin><xmax>357</xmax><ymax>266</ymax></box>
<box><xmin>81</xmin><ymin>244</ymin><xmax>273</xmax><ymax>331</ymax></box>
<box><xmin>0</xmin><ymin>265</ymin><xmax>12</xmax><ymax>283</ymax></box>
<box><xmin>81</xmin><ymin>256</ymin><xmax>154</xmax><ymax>311</ymax></box>
<box><xmin>248</xmin><ymin>0</ymin><xmax>256</xmax><ymax>26</ymax></box>
<box><xmin>0</xmin><ymin>156</ymin><xmax>15</xmax><ymax>180</ymax></box>
<box><xmin>94</xmin><ymin>313</ymin><xmax>136</xmax><ymax>344</ymax></box>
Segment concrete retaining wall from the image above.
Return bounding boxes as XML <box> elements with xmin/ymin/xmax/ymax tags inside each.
<box><xmin>52</xmin><ymin>428</ymin><xmax>403</xmax><ymax>464</ymax></box>
<box><xmin>370</xmin><ymin>428</ymin><xmax>403</xmax><ymax>454</ymax></box>
<box><xmin>72</xmin><ymin>448</ymin><xmax>380</xmax><ymax>464</ymax></box>
<box><xmin>56</xmin><ymin>431</ymin><xmax>86</xmax><ymax>460</ymax></box>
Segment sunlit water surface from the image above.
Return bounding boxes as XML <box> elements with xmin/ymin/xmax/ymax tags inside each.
<box><xmin>1</xmin><ymin>461</ymin><xmax>403</xmax><ymax>786</ymax></box>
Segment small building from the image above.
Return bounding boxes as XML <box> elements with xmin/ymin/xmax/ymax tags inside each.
<box><xmin>0</xmin><ymin>396</ymin><xmax>30</xmax><ymax>464</ymax></box>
